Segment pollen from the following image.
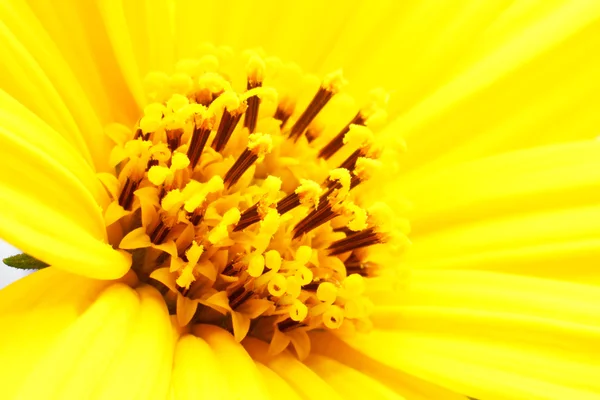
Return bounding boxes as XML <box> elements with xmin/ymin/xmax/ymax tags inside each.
<box><xmin>99</xmin><ymin>47</ymin><xmax>407</xmax><ymax>358</ymax></box>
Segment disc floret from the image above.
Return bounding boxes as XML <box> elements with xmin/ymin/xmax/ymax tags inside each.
<box><xmin>100</xmin><ymin>48</ymin><xmax>407</xmax><ymax>358</ymax></box>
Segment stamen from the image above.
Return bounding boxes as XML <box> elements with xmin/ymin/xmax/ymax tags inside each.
<box><xmin>321</xmin><ymin>154</ymin><xmax>378</xmax><ymax>205</ymax></box>
<box><xmin>224</xmin><ymin>149</ymin><xmax>257</xmax><ymax>188</ymax></box>
<box><xmin>244</xmin><ymin>91</ymin><xmax>260</xmax><ymax>134</ymax></box>
<box><xmin>118</xmin><ymin>177</ymin><xmax>140</xmax><ymax>211</ymax></box>
<box><xmin>235</xmin><ymin>176</ymin><xmax>282</xmax><ymax>232</ymax></box>
<box><xmin>292</xmin><ymin>201</ymin><xmax>338</xmax><ymax>239</ymax></box>
<box><xmin>318</xmin><ymin>112</ymin><xmax>366</xmax><ymax>159</ymax></box>
<box><xmin>273</xmin><ymin>99</ymin><xmax>294</xmax><ymax>128</ymax></box>
<box><xmin>302</xmin><ymin>281</ymin><xmax>320</xmax><ymax>291</ymax></box>
<box><xmin>319</xmin><ymin>168</ymin><xmax>353</xmax><ymax>209</ymax></box>
<box><xmin>149</xmin><ymin>219</ymin><xmax>171</xmax><ymax>244</ymax></box>
<box><xmin>229</xmin><ymin>287</ymin><xmax>254</xmax><ymax>310</ymax></box>
<box><xmin>276</xmin><ymin>193</ymin><xmax>301</xmax><ymax>215</ymax></box>
<box><xmin>338</xmin><ymin>149</ymin><xmax>363</xmax><ymax>171</ymax></box>
<box><xmin>188</xmin><ymin>208</ymin><xmax>204</xmax><ymax>225</ymax></box>
<box><xmin>177</xmin><ymin>284</ymin><xmax>190</xmax><ymax>297</ymax></box>
<box><xmin>187</xmin><ymin>117</ymin><xmax>213</xmax><ymax>169</ymax></box>
<box><xmin>222</xmin><ymin>259</ymin><xmax>243</xmax><ymax>276</ymax></box>
<box><xmin>234</xmin><ymin>204</ymin><xmax>261</xmax><ymax>232</ymax></box>
<box><xmin>166</xmin><ymin>128</ymin><xmax>183</xmax><ymax>151</ymax></box>
<box><xmin>277</xmin><ymin>179</ymin><xmax>322</xmax><ymax>215</ymax></box>
<box><xmin>146</xmin><ymin>159</ymin><xmax>159</xmax><ymax>170</ymax></box>
<box><xmin>344</xmin><ymin>253</ymin><xmax>371</xmax><ymax>277</ymax></box>
<box><xmin>327</xmin><ymin>228</ymin><xmax>384</xmax><ymax>255</ymax></box>
<box><xmin>277</xmin><ymin>318</ymin><xmax>307</xmax><ymax>332</ymax></box>
<box><xmin>350</xmin><ymin>174</ymin><xmax>362</xmax><ymax>189</ymax></box>
<box><xmin>134</xmin><ymin>127</ymin><xmax>149</xmax><ymax>140</ymax></box>
<box><xmin>224</xmin><ymin>133</ymin><xmax>273</xmax><ymax>189</ymax></box>
<box><xmin>244</xmin><ymin>55</ymin><xmax>265</xmax><ymax>134</ymax></box>
<box><xmin>305</xmin><ymin>124</ymin><xmax>321</xmax><ymax>143</ymax></box>
<box><xmin>288</xmin><ymin>71</ymin><xmax>346</xmax><ymax>140</ymax></box>
<box><xmin>212</xmin><ymin>109</ymin><xmax>245</xmax><ymax>152</ymax></box>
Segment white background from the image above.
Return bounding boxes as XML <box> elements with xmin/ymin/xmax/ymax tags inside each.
<box><xmin>0</xmin><ymin>241</ymin><xmax>29</xmax><ymax>289</ymax></box>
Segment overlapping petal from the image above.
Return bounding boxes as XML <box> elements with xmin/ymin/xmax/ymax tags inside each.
<box><xmin>0</xmin><ymin>90</ymin><xmax>130</xmax><ymax>279</ymax></box>
<box><xmin>0</xmin><ymin>0</ymin><xmax>599</xmax><ymax>399</ymax></box>
<box><xmin>0</xmin><ymin>270</ymin><xmax>173</xmax><ymax>399</ymax></box>
<box><xmin>362</xmin><ymin>269</ymin><xmax>600</xmax><ymax>399</ymax></box>
<box><xmin>401</xmin><ymin>140</ymin><xmax>600</xmax><ymax>282</ymax></box>
<box><xmin>0</xmin><ymin>0</ymin><xmax>120</xmax><ymax>171</ymax></box>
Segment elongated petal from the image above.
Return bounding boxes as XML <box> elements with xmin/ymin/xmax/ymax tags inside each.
<box><xmin>193</xmin><ymin>324</ymin><xmax>270</xmax><ymax>400</ymax></box>
<box><xmin>0</xmin><ymin>90</ymin><xmax>130</xmax><ymax>279</ymax></box>
<box><xmin>95</xmin><ymin>0</ymin><xmax>157</xmax><ymax>108</ymax></box>
<box><xmin>310</xmin><ymin>332</ymin><xmax>468</xmax><ymax>400</ymax></box>
<box><xmin>244</xmin><ymin>338</ymin><xmax>343</xmax><ymax>400</ymax></box>
<box><xmin>402</xmin><ymin>140</ymin><xmax>600</xmax><ymax>281</ymax></box>
<box><xmin>170</xmin><ymin>334</ymin><xmax>230</xmax><ymax>400</ymax></box>
<box><xmin>305</xmin><ymin>354</ymin><xmax>407</xmax><ymax>400</ymax></box>
<box><xmin>0</xmin><ymin>0</ymin><xmax>114</xmax><ymax>170</ymax></box>
<box><xmin>386</xmin><ymin>1</ymin><xmax>600</xmax><ymax>169</ymax></box>
<box><xmin>2</xmin><ymin>282</ymin><xmax>175</xmax><ymax>400</ymax></box>
<box><xmin>102</xmin><ymin>0</ymin><xmax>600</xmax><ymax>174</ymax></box>
<box><xmin>362</xmin><ymin>269</ymin><xmax>600</xmax><ymax>400</ymax></box>
<box><xmin>346</xmin><ymin>330</ymin><xmax>600</xmax><ymax>400</ymax></box>
<box><xmin>255</xmin><ymin>362</ymin><xmax>303</xmax><ymax>400</ymax></box>
<box><xmin>404</xmin><ymin>140</ymin><xmax>600</xmax><ymax>231</ymax></box>
<box><xmin>15</xmin><ymin>284</ymin><xmax>140</xmax><ymax>400</ymax></box>
<box><xmin>0</xmin><ymin>267</ymin><xmax>110</xmax><ymax>315</ymax></box>
<box><xmin>406</xmin><ymin>205</ymin><xmax>600</xmax><ymax>282</ymax></box>
<box><xmin>23</xmin><ymin>0</ymin><xmax>138</xmax><ymax>127</ymax></box>
<box><xmin>0</xmin><ymin>269</ymin><xmax>113</xmax><ymax>399</ymax></box>
<box><xmin>93</xmin><ymin>285</ymin><xmax>174</xmax><ymax>400</ymax></box>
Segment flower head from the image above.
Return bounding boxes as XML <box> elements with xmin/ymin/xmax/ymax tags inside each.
<box><xmin>92</xmin><ymin>48</ymin><xmax>408</xmax><ymax>353</ymax></box>
<box><xmin>2</xmin><ymin>1</ymin><xmax>600</xmax><ymax>399</ymax></box>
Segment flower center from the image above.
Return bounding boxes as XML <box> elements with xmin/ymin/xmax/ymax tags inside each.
<box><xmin>99</xmin><ymin>47</ymin><xmax>406</xmax><ymax>357</ymax></box>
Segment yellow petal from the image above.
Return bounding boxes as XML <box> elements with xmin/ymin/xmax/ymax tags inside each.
<box><xmin>386</xmin><ymin>0</ymin><xmax>600</xmax><ymax>171</ymax></box>
<box><xmin>373</xmin><ymin>269</ymin><xmax>600</xmax><ymax>329</ymax></box>
<box><xmin>4</xmin><ymin>283</ymin><xmax>139</xmax><ymax>399</ymax></box>
<box><xmin>255</xmin><ymin>362</ymin><xmax>303</xmax><ymax>400</ymax></box>
<box><xmin>23</xmin><ymin>0</ymin><xmax>138</xmax><ymax>126</ymax></box>
<box><xmin>404</xmin><ymin>140</ymin><xmax>600</xmax><ymax>233</ymax></box>
<box><xmin>0</xmin><ymin>1</ymin><xmax>113</xmax><ymax>170</ymax></box>
<box><xmin>345</xmin><ymin>329</ymin><xmax>600</xmax><ymax>400</ymax></box>
<box><xmin>0</xmin><ymin>90</ymin><xmax>130</xmax><ymax>279</ymax></box>
<box><xmin>244</xmin><ymin>337</ymin><xmax>342</xmax><ymax>400</ymax></box>
<box><xmin>193</xmin><ymin>324</ymin><xmax>269</xmax><ymax>400</ymax></box>
<box><xmin>362</xmin><ymin>269</ymin><xmax>600</xmax><ymax>399</ymax></box>
<box><xmin>401</xmin><ymin>140</ymin><xmax>600</xmax><ymax>281</ymax></box>
<box><xmin>405</xmin><ymin>204</ymin><xmax>600</xmax><ymax>282</ymax></box>
<box><xmin>95</xmin><ymin>0</ymin><xmax>153</xmax><ymax>107</ymax></box>
<box><xmin>0</xmin><ymin>88</ymin><xmax>106</xmax><ymax>208</ymax></box>
<box><xmin>305</xmin><ymin>354</ymin><xmax>406</xmax><ymax>400</ymax></box>
<box><xmin>0</xmin><ymin>268</ymin><xmax>112</xmax><ymax>399</ymax></box>
<box><xmin>320</xmin><ymin>1</ymin><xmax>511</xmax><ymax>96</ymax></box>
<box><xmin>170</xmin><ymin>334</ymin><xmax>229</xmax><ymax>400</ymax></box>
<box><xmin>93</xmin><ymin>285</ymin><xmax>174</xmax><ymax>400</ymax></box>
<box><xmin>0</xmin><ymin>268</ymin><xmax>111</xmax><ymax>315</ymax></box>
<box><xmin>236</xmin><ymin>298</ymin><xmax>273</xmax><ymax>319</ymax></box>
<box><xmin>310</xmin><ymin>331</ymin><xmax>469</xmax><ymax>400</ymax></box>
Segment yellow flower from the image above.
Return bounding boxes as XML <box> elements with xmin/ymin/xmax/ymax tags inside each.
<box><xmin>1</xmin><ymin>1</ymin><xmax>600</xmax><ymax>399</ymax></box>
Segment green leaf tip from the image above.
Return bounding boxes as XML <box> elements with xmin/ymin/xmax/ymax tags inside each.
<box><xmin>3</xmin><ymin>254</ymin><xmax>48</xmax><ymax>270</ymax></box>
